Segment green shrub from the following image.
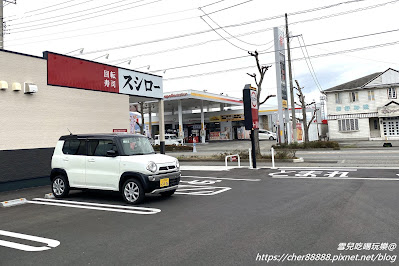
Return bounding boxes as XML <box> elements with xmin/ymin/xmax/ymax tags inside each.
<box><xmin>273</xmin><ymin>141</ymin><xmax>339</xmax><ymax>150</ymax></box>
<box><xmin>274</xmin><ymin>149</ymin><xmax>297</xmax><ymax>159</ymax></box>
<box><xmin>153</xmin><ymin>145</ymin><xmax>193</xmax><ymax>152</ymax></box>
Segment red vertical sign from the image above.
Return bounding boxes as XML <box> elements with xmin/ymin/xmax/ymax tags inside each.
<box><xmin>250</xmin><ymin>90</ymin><xmax>259</xmax><ymax>129</ymax></box>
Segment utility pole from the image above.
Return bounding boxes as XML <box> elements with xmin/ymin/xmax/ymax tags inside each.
<box><xmin>1</xmin><ymin>1</ymin><xmax>17</xmax><ymax>49</ymax></box>
<box><xmin>1</xmin><ymin>1</ymin><xmax>3</xmax><ymax>49</ymax></box>
<box><xmin>285</xmin><ymin>13</ymin><xmax>297</xmax><ymax>142</ymax></box>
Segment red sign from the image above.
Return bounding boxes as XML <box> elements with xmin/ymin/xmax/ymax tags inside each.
<box><xmin>47</xmin><ymin>53</ymin><xmax>119</xmax><ymax>93</ymax></box>
<box><xmin>113</xmin><ymin>129</ymin><xmax>127</xmax><ymax>133</ymax></box>
<box><xmin>250</xmin><ymin>90</ymin><xmax>259</xmax><ymax>129</ymax></box>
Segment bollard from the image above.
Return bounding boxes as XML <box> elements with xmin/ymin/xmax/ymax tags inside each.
<box><xmin>193</xmin><ymin>142</ymin><xmax>197</xmax><ymax>153</ymax></box>
<box><xmin>249</xmin><ymin>148</ymin><xmax>253</xmax><ymax>169</ymax></box>
<box><xmin>271</xmin><ymin>147</ymin><xmax>276</xmax><ymax>169</ymax></box>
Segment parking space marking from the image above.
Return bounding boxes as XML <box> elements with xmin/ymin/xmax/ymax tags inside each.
<box><xmin>176</xmin><ymin>185</ymin><xmax>231</xmax><ymax>196</ymax></box>
<box><xmin>0</xmin><ymin>230</ymin><xmax>60</xmax><ymax>252</ymax></box>
<box><xmin>27</xmin><ymin>198</ymin><xmax>161</xmax><ymax>215</ymax></box>
<box><xmin>183</xmin><ymin>176</ymin><xmax>261</xmax><ymax>182</ymax></box>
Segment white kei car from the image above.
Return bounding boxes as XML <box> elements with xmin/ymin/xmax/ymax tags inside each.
<box><xmin>50</xmin><ymin>134</ymin><xmax>181</xmax><ymax>204</ymax></box>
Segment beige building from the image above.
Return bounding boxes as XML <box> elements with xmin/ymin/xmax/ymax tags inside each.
<box><xmin>0</xmin><ymin>49</ymin><xmax>159</xmax><ymax>185</ymax></box>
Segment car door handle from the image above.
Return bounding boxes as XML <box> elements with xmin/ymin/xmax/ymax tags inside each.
<box><xmin>63</xmin><ymin>157</ymin><xmax>69</xmax><ymax>161</ymax></box>
<box><xmin>88</xmin><ymin>159</ymin><xmax>95</xmax><ymax>163</ymax></box>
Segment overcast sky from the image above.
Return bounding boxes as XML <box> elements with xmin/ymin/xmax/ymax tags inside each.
<box><xmin>2</xmin><ymin>0</ymin><xmax>399</xmax><ymax>110</ymax></box>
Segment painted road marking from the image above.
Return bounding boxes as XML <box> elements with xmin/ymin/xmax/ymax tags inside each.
<box><xmin>0</xmin><ymin>230</ymin><xmax>60</xmax><ymax>252</ymax></box>
<box><xmin>176</xmin><ymin>185</ymin><xmax>231</xmax><ymax>195</ymax></box>
<box><xmin>276</xmin><ymin>167</ymin><xmax>358</xmax><ymax>171</ymax></box>
<box><xmin>27</xmin><ymin>198</ymin><xmax>161</xmax><ymax>215</ymax></box>
<box><xmin>183</xmin><ymin>176</ymin><xmax>261</xmax><ymax>182</ymax></box>
<box><xmin>272</xmin><ymin>176</ymin><xmax>399</xmax><ymax>181</ymax></box>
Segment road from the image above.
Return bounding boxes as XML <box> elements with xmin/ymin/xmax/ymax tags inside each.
<box><xmin>1</xmin><ymin>166</ymin><xmax>399</xmax><ymax>265</ymax></box>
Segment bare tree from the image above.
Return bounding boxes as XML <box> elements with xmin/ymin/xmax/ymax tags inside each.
<box><xmin>247</xmin><ymin>50</ymin><xmax>273</xmax><ymax>155</ymax></box>
<box><xmin>295</xmin><ymin>80</ymin><xmax>317</xmax><ymax>143</ymax></box>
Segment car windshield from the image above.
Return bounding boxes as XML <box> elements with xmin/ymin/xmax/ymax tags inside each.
<box><xmin>120</xmin><ymin>136</ymin><xmax>155</xmax><ymax>155</ymax></box>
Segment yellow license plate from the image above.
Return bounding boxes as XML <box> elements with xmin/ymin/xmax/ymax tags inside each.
<box><xmin>160</xmin><ymin>178</ymin><xmax>169</xmax><ymax>187</ymax></box>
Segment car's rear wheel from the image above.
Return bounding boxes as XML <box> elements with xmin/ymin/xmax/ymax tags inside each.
<box><xmin>122</xmin><ymin>179</ymin><xmax>144</xmax><ymax>204</ymax></box>
<box><xmin>160</xmin><ymin>189</ymin><xmax>176</xmax><ymax>197</ymax></box>
<box><xmin>52</xmin><ymin>175</ymin><xmax>69</xmax><ymax>198</ymax></box>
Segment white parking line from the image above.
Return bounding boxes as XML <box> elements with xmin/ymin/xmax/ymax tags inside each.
<box><xmin>183</xmin><ymin>176</ymin><xmax>261</xmax><ymax>181</ymax></box>
<box><xmin>0</xmin><ymin>230</ymin><xmax>60</xmax><ymax>252</ymax></box>
<box><xmin>181</xmin><ymin>166</ymin><xmax>234</xmax><ymax>171</ymax></box>
<box><xmin>176</xmin><ymin>185</ymin><xmax>231</xmax><ymax>195</ymax></box>
<box><xmin>27</xmin><ymin>198</ymin><xmax>161</xmax><ymax>215</ymax></box>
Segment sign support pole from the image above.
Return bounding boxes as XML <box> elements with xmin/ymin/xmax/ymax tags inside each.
<box><xmin>250</xmin><ymin>130</ymin><xmax>256</xmax><ymax>169</ymax></box>
<box><xmin>158</xmin><ymin>99</ymin><xmax>165</xmax><ymax>154</ymax></box>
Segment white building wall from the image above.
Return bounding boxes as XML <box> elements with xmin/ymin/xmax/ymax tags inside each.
<box><xmin>328</xmin><ymin>118</ymin><xmax>370</xmax><ymax>140</ymax></box>
<box><xmin>0</xmin><ymin>51</ymin><xmax>129</xmax><ymax>150</ymax></box>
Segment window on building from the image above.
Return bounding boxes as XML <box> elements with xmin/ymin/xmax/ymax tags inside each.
<box><xmin>349</xmin><ymin>92</ymin><xmax>358</xmax><ymax>102</ymax></box>
<box><xmin>338</xmin><ymin>119</ymin><xmax>359</xmax><ymax>132</ymax></box>
<box><xmin>368</xmin><ymin>90</ymin><xmax>375</xmax><ymax>101</ymax></box>
<box><xmin>335</xmin><ymin>93</ymin><xmax>341</xmax><ymax>104</ymax></box>
<box><xmin>388</xmin><ymin>87</ymin><xmax>397</xmax><ymax>99</ymax></box>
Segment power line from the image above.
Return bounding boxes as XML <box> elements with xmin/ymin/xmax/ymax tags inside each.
<box><xmin>3</xmin><ymin>0</ymin><xmax>82</xmax><ymax>20</ymax></box>
<box><xmin>204</xmin><ymin>0</ymin><xmax>253</xmax><ymax>16</ymax></box>
<box><xmin>201</xmin><ymin>0</ymin><xmax>229</xmax><ymax>8</ymax></box>
<box><xmin>297</xmin><ymin>35</ymin><xmax>323</xmax><ymax>92</ymax></box>
<box><xmin>199</xmin><ymin>15</ymin><xmax>249</xmax><ymax>52</ymax></box>
<box><xmin>6</xmin><ymin>0</ymin><xmax>386</xmax><ymax>40</ymax></box>
<box><xmin>164</xmin><ymin>40</ymin><xmax>399</xmax><ymax>81</ymax></box>
<box><xmin>199</xmin><ymin>6</ymin><xmax>265</xmax><ymax>47</ymax></box>
<box><xmin>61</xmin><ymin>0</ymin><xmax>399</xmax><ymax>56</ymax></box>
<box><xmin>148</xmin><ymin>27</ymin><xmax>399</xmax><ymax>73</ymax></box>
<box><xmin>4</xmin><ymin>9</ymin><xmax>200</xmax><ymax>44</ymax></box>
<box><xmin>8</xmin><ymin>0</ymin><xmax>152</xmax><ymax>30</ymax></box>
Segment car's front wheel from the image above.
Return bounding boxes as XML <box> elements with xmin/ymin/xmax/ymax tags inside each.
<box><xmin>52</xmin><ymin>175</ymin><xmax>70</xmax><ymax>198</ymax></box>
<box><xmin>122</xmin><ymin>179</ymin><xmax>144</xmax><ymax>204</ymax></box>
<box><xmin>160</xmin><ymin>189</ymin><xmax>176</xmax><ymax>197</ymax></box>
<box><xmin>269</xmin><ymin>136</ymin><xmax>274</xmax><ymax>140</ymax></box>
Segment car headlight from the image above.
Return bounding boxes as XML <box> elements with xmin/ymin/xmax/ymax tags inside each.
<box><xmin>175</xmin><ymin>159</ymin><xmax>180</xmax><ymax>170</ymax></box>
<box><xmin>146</xmin><ymin>161</ymin><xmax>157</xmax><ymax>173</ymax></box>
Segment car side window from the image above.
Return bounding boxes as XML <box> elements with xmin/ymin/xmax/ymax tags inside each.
<box><xmin>62</xmin><ymin>139</ymin><xmax>86</xmax><ymax>155</ymax></box>
<box><xmin>88</xmin><ymin>139</ymin><xmax>116</xmax><ymax>156</ymax></box>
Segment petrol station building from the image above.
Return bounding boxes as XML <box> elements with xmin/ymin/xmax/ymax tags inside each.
<box><xmin>132</xmin><ymin>90</ymin><xmax>280</xmax><ymax>143</ymax></box>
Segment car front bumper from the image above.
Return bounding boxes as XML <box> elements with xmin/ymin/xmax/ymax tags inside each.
<box><xmin>145</xmin><ymin>171</ymin><xmax>181</xmax><ymax>193</ymax></box>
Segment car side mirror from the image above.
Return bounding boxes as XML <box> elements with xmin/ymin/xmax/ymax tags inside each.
<box><xmin>106</xmin><ymin>150</ymin><xmax>118</xmax><ymax>157</ymax></box>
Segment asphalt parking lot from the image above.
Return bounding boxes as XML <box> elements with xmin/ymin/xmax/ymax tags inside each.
<box><xmin>1</xmin><ymin>167</ymin><xmax>399</xmax><ymax>265</ymax></box>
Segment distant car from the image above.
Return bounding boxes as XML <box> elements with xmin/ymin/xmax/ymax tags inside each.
<box><xmin>154</xmin><ymin>134</ymin><xmax>183</xmax><ymax>145</ymax></box>
<box><xmin>259</xmin><ymin>129</ymin><xmax>277</xmax><ymax>140</ymax></box>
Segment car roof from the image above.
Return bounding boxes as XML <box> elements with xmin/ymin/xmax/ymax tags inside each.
<box><xmin>59</xmin><ymin>133</ymin><xmax>144</xmax><ymax>140</ymax></box>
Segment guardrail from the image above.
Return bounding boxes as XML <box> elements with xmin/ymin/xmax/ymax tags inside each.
<box><xmin>225</xmin><ymin>154</ymin><xmax>240</xmax><ymax>169</ymax></box>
